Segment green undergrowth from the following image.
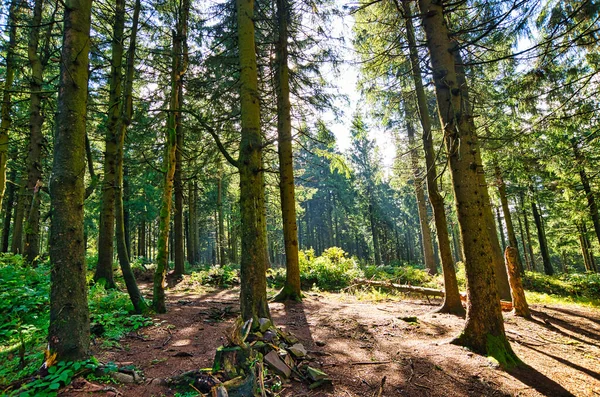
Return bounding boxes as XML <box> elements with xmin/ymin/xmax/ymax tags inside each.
<box><xmin>523</xmin><ymin>271</ymin><xmax>600</xmax><ymax>302</ymax></box>
<box><xmin>0</xmin><ymin>254</ymin><xmax>152</xmax><ymax>386</ymax></box>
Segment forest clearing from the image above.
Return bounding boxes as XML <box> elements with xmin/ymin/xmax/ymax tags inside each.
<box><xmin>2</xmin><ymin>0</ymin><xmax>600</xmax><ymax>395</ymax></box>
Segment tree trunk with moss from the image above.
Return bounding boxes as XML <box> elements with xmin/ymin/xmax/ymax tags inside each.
<box><xmin>0</xmin><ymin>0</ymin><xmax>19</xmax><ymax>213</ymax></box>
<box><xmin>11</xmin><ymin>180</ymin><xmax>25</xmax><ymax>254</ymax></box>
<box><xmin>48</xmin><ymin>0</ymin><xmax>93</xmax><ymax>361</ymax></box>
<box><xmin>23</xmin><ymin>0</ymin><xmax>48</xmax><ymax>263</ymax></box>
<box><xmin>153</xmin><ymin>0</ymin><xmax>188</xmax><ymax>313</ymax></box>
<box><xmin>417</xmin><ymin>0</ymin><xmax>516</xmax><ymax>363</ymax></box>
<box><xmin>273</xmin><ymin>0</ymin><xmax>301</xmax><ymax>302</ymax></box>
<box><xmin>237</xmin><ymin>0</ymin><xmax>270</xmax><ymax>323</ymax></box>
<box><xmin>94</xmin><ymin>0</ymin><xmax>127</xmax><ymax>288</ymax></box>
<box><xmin>402</xmin><ymin>0</ymin><xmax>463</xmax><ymax>315</ymax></box>
<box><xmin>115</xmin><ymin>0</ymin><xmax>147</xmax><ymax>314</ymax></box>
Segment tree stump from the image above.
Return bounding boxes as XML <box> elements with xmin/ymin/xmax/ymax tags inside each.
<box><xmin>505</xmin><ymin>246</ymin><xmax>531</xmax><ymax>318</ymax></box>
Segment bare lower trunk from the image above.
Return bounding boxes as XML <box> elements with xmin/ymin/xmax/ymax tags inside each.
<box><xmin>505</xmin><ymin>247</ymin><xmax>530</xmax><ymax>318</ymax></box>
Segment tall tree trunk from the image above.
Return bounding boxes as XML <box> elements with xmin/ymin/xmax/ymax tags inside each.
<box><xmin>369</xmin><ymin>203</ymin><xmax>382</xmax><ymax>266</ymax></box>
<box><xmin>217</xmin><ymin>170</ymin><xmax>227</xmax><ymax>266</ymax></box>
<box><xmin>572</xmin><ymin>140</ymin><xmax>600</xmax><ymax>247</ymax></box>
<box><xmin>173</xmin><ymin>86</ymin><xmax>185</xmax><ymax>276</ymax></box>
<box><xmin>520</xmin><ymin>192</ymin><xmax>536</xmax><ymax>271</ymax></box>
<box><xmin>236</xmin><ymin>0</ymin><xmax>270</xmax><ymax>322</ymax></box>
<box><xmin>115</xmin><ymin>0</ymin><xmax>147</xmax><ymax>314</ymax></box>
<box><xmin>404</xmin><ymin>104</ymin><xmax>437</xmax><ymax>275</ymax></box>
<box><xmin>11</xmin><ymin>178</ymin><xmax>25</xmax><ymax>254</ymax></box>
<box><xmin>417</xmin><ymin>0</ymin><xmax>515</xmax><ymax>361</ymax></box>
<box><xmin>0</xmin><ymin>0</ymin><xmax>19</xmax><ymax>212</ymax></box>
<box><xmin>48</xmin><ymin>0</ymin><xmax>92</xmax><ymax>361</ymax></box>
<box><xmin>402</xmin><ymin>0</ymin><xmax>465</xmax><ymax>314</ymax></box>
<box><xmin>94</xmin><ymin>0</ymin><xmax>127</xmax><ymax>288</ymax></box>
<box><xmin>496</xmin><ymin>206</ymin><xmax>506</xmax><ymax>251</ymax></box>
<box><xmin>517</xmin><ymin>210</ymin><xmax>531</xmax><ymax>271</ymax></box>
<box><xmin>273</xmin><ymin>0</ymin><xmax>301</xmax><ymax>302</ymax></box>
<box><xmin>154</xmin><ymin>0</ymin><xmax>188</xmax><ymax>313</ymax></box>
<box><xmin>23</xmin><ymin>0</ymin><xmax>48</xmax><ymax>263</ymax></box>
<box><xmin>123</xmin><ymin>165</ymin><xmax>131</xmax><ymax>256</ymax></box>
<box><xmin>495</xmin><ymin>165</ymin><xmax>524</xmax><ymax>274</ymax></box>
<box><xmin>1</xmin><ymin>169</ymin><xmax>16</xmax><ymax>252</ymax></box>
<box><xmin>186</xmin><ymin>182</ymin><xmax>195</xmax><ymax>264</ymax></box>
<box><xmin>531</xmin><ymin>198</ymin><xmax>553</xmax><ymax>275</ymax></box>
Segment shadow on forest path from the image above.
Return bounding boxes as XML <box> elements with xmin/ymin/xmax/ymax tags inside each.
<box><xmin>86</xmin><ymin>280</ymin><xmax>600</xmax><ymax>397</ymax></box>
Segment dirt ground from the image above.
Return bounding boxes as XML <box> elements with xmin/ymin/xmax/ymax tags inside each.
<box><xmin>63</xmin><ymin>281</ymin><xmax>600</xmax><ymax>397</ymax></box>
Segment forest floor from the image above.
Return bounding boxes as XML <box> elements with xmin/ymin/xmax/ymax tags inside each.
<box><xmin>61</xmin><ymin>279</ymin><xmax>600</xmax><ymax>397</ymax></box>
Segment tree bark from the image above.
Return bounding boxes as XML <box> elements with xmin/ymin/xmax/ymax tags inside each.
<box><xmin>217</xmin><ymin>170</ymin><xmax>227</xmax><ymax>266</ymax></box>
<box><xmin>572</xmin><ymin>140</ymin><xmax>600</xmax><ymax>247</ymax></box>
<box><xmin>496</xmin><ymin>206</ymin><xmax>506</xmax><ymax>251</ymax></box>
<box><xmin>402</xmin><ymin>0</ymin><xmax>463</xmax><ymax>314</ymax></box>
<box><xmin>417</xmin><ymin>0</ymin><xmax>515</xmax><ymax>360</ymax></box>
<box><xmin>0</xmin><ymin>0</ymin><xmax>19</xmax><ymax>212</ymax></box>
<box><xmin>1</xmin><ymin>169</ymin><xmax>16</xmax><ymax>252</ymax></box>
<box><xmin>273</xmin><ymin>0</ymin><xmax>301</xmax><ymax>302</ymax></box>
<box><xmin>154</xmin><ymin>0</ymin><xmax>189</xmax><ymax>312</ymax></box>
<box><xmin>404</xmin><ymin>106</ymin><xmax>437</xmax><ymax>275</ymax></box>
<box><xmin>495</xmin><ymin>165</ymin><xmax>524</xmax><ymax>273</ymax></box>
<box><xmin>94</xmin><ymin>0</ymin><xmax>127</xmax><ymax>288</ymax></box>
<box><xmin>369</xmin><ymin>203</ymin><xmax>382</xmax><ymax>266</ymax></box>
<box><xmin>48</xmin><ymin>0</ymin><xmax>93</xmax><ymax>361</ymax></box>
<box><xmin>23</xmin><ymin>0</ymin><xmax>48</xmax><ymax>263</ymax></box>
<box><xmin>531</xmin><ymin>199</ymin><xmax>553</xmax><ymax>275</ymax></box>
<box><xmin>237</xmin><ymin>0</ymin><xmax>270</xmax><ymax>322</ymax></box>
<box><xmin>115</xmin><ymin>0</ymin><xmax>147</xmax><ymax>314</ymax></box>
<box><xmin>520</xmin><ymin>192</ymin><xmax>536</xmax><ymax>271</ymax></box>
<box><xmin>504</xmin><ymin>247</ymin><xmax>530</xmax><ymax>318</ymax></box>
<box><xmin>11</xmin><ymin>179</ymin><xmax>25</xmax><ymax>254</ymax></box>
<box><xmin>174</xmin><ymin>88</ymin><xmax>185</xmax><ymax>276</ymax></box>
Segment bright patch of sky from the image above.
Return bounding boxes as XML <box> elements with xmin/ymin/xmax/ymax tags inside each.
<box><xmin>323</xmin><ymin>3</ymin><xmax>396</xmax><ymax>176</ymax></box>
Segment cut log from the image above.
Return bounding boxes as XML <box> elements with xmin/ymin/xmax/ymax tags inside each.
<box><xmin>355</xmin><ymin>279</ymin><xmax>513</xmax><ymax>311</ymax></box>
<box><xmin>353</xmin><ymin>279</ymin><xmax>444</xmax><ymax>297</ymax></box>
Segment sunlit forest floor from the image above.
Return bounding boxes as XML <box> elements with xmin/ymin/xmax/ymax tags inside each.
<box><xmin>58</xmin><ymin>276</ymin><xmax>600</xmax><ymax>397</ymax></box>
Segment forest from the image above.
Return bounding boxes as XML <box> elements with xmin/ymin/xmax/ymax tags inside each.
<box><xmin>1</xmin><ymin>0</ymin><xmax>600</xmax><ymax>395</ymax></box>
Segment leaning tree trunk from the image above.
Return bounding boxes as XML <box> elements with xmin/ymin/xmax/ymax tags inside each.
<box><xmin>417</xmin><ymin>0</ymin><xmax>516</xmax><ymax>362</ymax></box>
<box><xmin>402</xmin><ymin>0</ymin><xmax>463</xmax><ymax>314</ymax></box>
<box><xmin>273</xmin><ymin>0</ymin><xmax>302</xmax><ymax>302</ymax></box>
<box><xmin>404</xmin><ymin>104</ymin><xmax>437</xmax><ymax>275</ymax></box>
<box><xmin>0</xmin><ymin>0</ymin><xmax>19</xmax><ymax>212</ymax></box>
<box><xmin>572</xmin><ymin>140</ymin><xmax>600</xmax><ymax>247</ymax></box>
<box><xmin>237</xmin><ymin>0</ymin><xmax>270</xmax><ymax>323</ymax></box>
<box><xmin>48</xmin><ymin>0</ymin><xmax>93</xmax><ymax>361</ymax></box>
<box><xmin>115</xmin><ymin>0</ymin><xmax>147</xmax><ymax>314</ymax></box>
